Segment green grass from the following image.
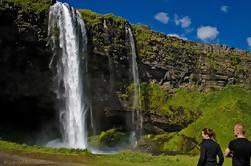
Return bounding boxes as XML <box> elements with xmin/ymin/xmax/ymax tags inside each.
<box><xmin>0</xmin><ymin>139</ymin><xmax>233</xmax><ymax>166</ymax></box>
<box><xmin>0</xmin><ymin>140</ymin><xmax>90</xmax><ymax>155</ymax></box>
<box><xmin>162</xmin><ymin>87</ymin><xmax>205</xmax><ymax>113</ymax></box>
<box><xmin>164</xmin><ymin>85</ymin><xmax>251</xmax><ymax>152</ymax></box>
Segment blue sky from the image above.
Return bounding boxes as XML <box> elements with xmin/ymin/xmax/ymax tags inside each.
<box><xmin>58</xmin><ymin>0</ymin><xmax>251</xmax><ymax>50</ymax></box>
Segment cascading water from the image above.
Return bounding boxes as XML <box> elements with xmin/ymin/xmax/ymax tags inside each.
<box><xmin>126</xmin><ymin>26</ymin><xmax>143</xmax><ymax>147</ymax></box>
<box><xmin>48</xmin><ymin>2</ymin><xmax>88</xmax><ymax>149</ymax></box>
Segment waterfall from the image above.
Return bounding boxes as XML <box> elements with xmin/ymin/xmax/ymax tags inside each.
<box><xmin>48</xmin><ymin>2</ymin><xmax>88</xmax><ymax>149</ymax></box>
<box><xmin>126</xmin><ymin>26</ymin><xmax>143</xmax><ymax>147</ymax></box>
<box><xmin>103</xmin><ymin>19</ymin><xmax>108</xmax><ymax>30</ymax></box>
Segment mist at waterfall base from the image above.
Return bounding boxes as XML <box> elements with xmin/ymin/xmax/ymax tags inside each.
<box><xmin>44</xmin><ymin>2</ymin><xmax>142</xmax><ymax>154</ymax></box>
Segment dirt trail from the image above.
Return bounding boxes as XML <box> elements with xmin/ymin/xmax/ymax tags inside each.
<box><xmin>0</xmin><ymin>151</ymin><xmax>85</xmax><ymax>166</ymax></box>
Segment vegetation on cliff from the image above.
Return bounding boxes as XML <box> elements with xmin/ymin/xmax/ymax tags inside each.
<box><xmin>132</xmin><ymin>24</ymin><xmax>251</xmax><ymax>87</ymax></box>
<box><xmin>80</xmin><ymin>9</ymin><xmax>126</xmax><ymax>26</ymax></box>
<box><xmin>1</xmin><ymin>0</ymin><xmax>52</xmax><ymax>41</ymax></box>
<box><xmin>1</xmin><ymin>0</ymin><xmax>51</xmax><ymax>13</ymax></box>
<box><xmin>79</xmin><ymin>9</ymin><xmax>129</xmax><ymax>63</ymax></box>
<box><xmin>139</xmin><ymin>85</ymin><xmax>251</xmax><ymax>154</ymax></box>
<box><xmin>121</xmin><ymin>82</ymin><xmax>203</xmax><ymax>130</ymax></box>
<box><xmin>133</xmin><ymin>23</ymin><xmax>251</xmax><ymax>67</ymax></box>
<box><xmin>120</xmin><ymin>83</ymin><xmax>251</xmax><ymax>154</ymax></box>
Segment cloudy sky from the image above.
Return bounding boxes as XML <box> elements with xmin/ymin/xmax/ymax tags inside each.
<box><xmin>58</xmin><ymin>0</ymin><xmax>251</xmax><ymax>50</ymax></box>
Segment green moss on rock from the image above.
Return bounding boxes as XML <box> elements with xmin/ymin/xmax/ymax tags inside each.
<box><xmin>163</xmin><ymin>85</ymin><xmax>251</xmax><ymax>154</ymax></box>
<box><xmin>122</xmin><ymin>82</ymin><xmax>203</xmax><ymax>129</ymax></box>
<box><xmin>2</xmin><ymin>0</ymin><xmax>51</xmax><ymax>14</ymax></box>
<box><xmin>89</xmin><ymin>129</ymin><xmax>128</xmax><ymax>149</ymax></box>
<box><xmin>137</xmin><ymin>133</ymin><xmax>176</xmax><ymax>154</ymax></box>
<box><xmin>80</xmin><ymin>9</ymin><xmax>126</xmax><ymax>26</ymax></box>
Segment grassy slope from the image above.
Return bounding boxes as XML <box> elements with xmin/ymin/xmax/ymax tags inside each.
<box><xmin>164</xmin><ymin>85</ymin><xmax>251</xmax><ymax>152</ymax></box>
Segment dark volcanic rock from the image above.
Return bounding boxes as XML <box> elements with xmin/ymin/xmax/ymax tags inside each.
<box><xmin>0</xmin><ymin>0</ymin><xmax>56</xmax><ymax>143</ymax></box>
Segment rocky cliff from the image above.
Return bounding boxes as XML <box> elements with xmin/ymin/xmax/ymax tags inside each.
<box><xmin>0</xmin><ymin>0</ymin><xmax>251</xmax><ymax>144</ymax></box>
<box><xmin>0</xmin><ymin>0</ymin><xmax>58</xmax><ymax>143</ymax></box>
<box><xmin>80</xmin><ymin>9</ymin><xmax>251</xmax><ymax>134</ymax></box>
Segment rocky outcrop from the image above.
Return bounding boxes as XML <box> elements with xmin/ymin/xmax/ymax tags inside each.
<box><xmin>133</xmin><ymin>25</ymin><xmax>251</xmax><ymax>91</ymax></box>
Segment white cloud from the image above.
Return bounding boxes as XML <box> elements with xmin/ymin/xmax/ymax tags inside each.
<box><xmin>174</xmin><ymin>14</ymin><xmax>191</xmax><ymax>28</ymax></box>
<box><xmin>154</xmin><ymin>12</ymin><xmax>170</xmax><ymax>24</ymax></box>
<box><xmin>180</xmin><ymin>16</ymin><xmax>191</xmax><ymax>28</ymax></box>
<box><xmin>247</xmin><ymin>37</ymin><xmax>251</xmax><ymax>47</ymax></box>
<box><xmin>221</xmin><ymin>5</ymin><xmax>229</xmax><ymax>13</ymax></box>
<box><xmin>168</xmin><ymin>34</ymin><xmax>188</xmax><ymax>40</ymax></box>
<box><xmin>174</xmin><ymin>14</ymin><xmax>179</xmax><ymax>25</ymax></box>
<box><xmin>197</xmin><ymin>26</ymin><xmax>219</xmax><ymax>42</ymax></box>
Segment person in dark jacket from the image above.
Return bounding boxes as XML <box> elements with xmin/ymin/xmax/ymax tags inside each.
<box><xmin>197</xmin><ymin>128</ymin><xmax>224</xmax><ymax>166</ymax></box>
<box><xmin>224</xmin><ymin>123</ymin><xmax>251</xmax><ymax>166</ymax></box>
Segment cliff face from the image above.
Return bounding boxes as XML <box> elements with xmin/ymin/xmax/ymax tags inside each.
<box><xmin>133</xmin><ymin>25</ymin><xmax>251</xmax><ymax>90</ymax></box>
<box><xmin>0</xmin><ymin>0</ymin><xmax>251</xmax><ymax>142</ymax></box>
<box><xmin>0</xmin><ymin>0</ymin><xmax>57</xmax><ymax>143</ymax></box>
<box><xmin>81</xmin><ymin>10</ymin><xmax>251</xmax><ymax>134</ymax></box>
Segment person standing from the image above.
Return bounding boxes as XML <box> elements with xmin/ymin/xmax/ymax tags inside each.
<box><xmin>225</xmin><ymin>123</ymin><xmax>251</xmax><ymax>166</ymax></box>
<box><xmin>197</xmin><ymin>128</ymin><xmax>224</xmax><ymax>166</ymax></box>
